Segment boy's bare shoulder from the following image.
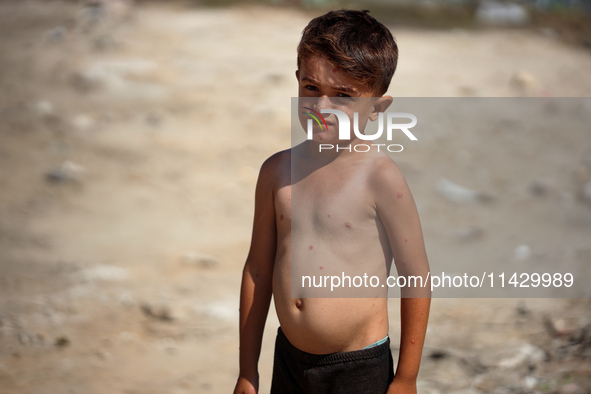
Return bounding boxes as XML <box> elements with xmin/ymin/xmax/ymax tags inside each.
<box><xmin>258</xmin><ymin>149</ymin><xmax>291</xmax><ymax>189</ymax></box>
<box><xmin>366</xmin><ymin>153</ymin><xmax>406</xmax><ymax>187</ymax></box>
<box><xmin>262</xmin><ymin>148</ymin><xmax>291</xmax><ymax>168</ymax></box>
<box><xmin>365</xmin><ymin>153</ymin><xmax>416</xmax><ymax>223</ymax></box>
<box><xmin>363</xmin><ymin>152</ymin><xmax>414</xmax><ymax>208</ymax></box>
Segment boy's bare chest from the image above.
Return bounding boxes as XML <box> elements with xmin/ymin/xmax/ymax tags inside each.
<box><xmin>275</xmin><ymin>162</ymin><xmax>377</xmax><ymax>233</ymax></box>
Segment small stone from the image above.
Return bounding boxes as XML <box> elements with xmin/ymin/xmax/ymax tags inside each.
<box><xmin>93</xmin><ymin>35</ymin><xmax>116</xmax><ymax>50</ymax></box>
<box><xmin>429</xmin><ymin>349</ymin><xmax>448</xmax><ymax>360</ymax></box>
<box><xmin>196</xmin><ymin>299</ymin><xmax>238</xmax><ymax>322</ymax></box>
<box><xmin>513</xmin><ymin>245</ymin><xmax>531</xmax><ymax>261</ymax></box>
<box><xmin>18</xmin><ymin>333</ymin><xmax>29</xmax><ymax>346</ymax></box>
<box><xmin>266</xmin><ymin>73</ymin><xmax>284</xmax><ymax>85</ymax></box>
<box><xmin>18</xmin><ymin>333</ymin><xmax>44</xmax><ymax>347</ymax></box>
<box><xmin>516</xmin><ymin>301</ymin><xmax>530</xmax><ymax>317</ymax></box>
<box><xmin>118</xmin><ymin>331</ymin><xmax>139</xmax><ymax>343</ymax></box>
<box><xmin>70</xmin><ymin>70</ymin><xmax>104</xmax><ymax>93</ymax></box>
<box><xmin>451</xmin><ymin>227</ymin><xmax>484</xmax><ymax>243</ymax></box>
<box><xmin>523</xmin><ymin>376</ymin><xmax>537</xmax><ymax>389</ymax></box>
<box><xmin>457</xmin><ymin>85</ymin><xmax>477</xmax><ymax>96</ymax></box>
<box><xmin>76</xmin><ymin>265</ymin><xmax>129</xmax><ymax>282</ymax></box>
<box><xmin>46</xmin><ymin>161</ymin><xmax>87</xmax><ymax>184</ymax></box>
<box><xmin>45</xmin><ymin>26</ymin><xmax>68</xmax><ymax>42</ymax></box>
<box><xmin>543</xmin><ymin>316</ymin><xmax>576</xmax><ymax>337</ymax></box>
<box><xmin>180</xmin><ymin>252</ymin><xmax>219</xmax><ymax>269</ymax></box>
<box><xmin>496</xmin><ymin>344</ymin><xmax>546</xmax><ymax>368</ymax></box>
<box><xmin>145</xmin><ymin>111</ymin><xmax>162</xmax><ymax>127</ymax></box>
<box><xmin>118</xmin><ymin>292</ymin><xmax>134</xmax><ymax>307</ymax></box>
<box><xmin>472</xmin><ymin>372</ymin><xmax>502</xmax><ymax>392</ymax></box>
<box><xmin>95</xmin><ymin>350</ymin><xmax>111</xmax><ymax>361</ymax></box>
<box><xmin>32</xmin><ymin>334</ymin><xmax>44</xmax><ymax>348</ymax></box>
<box><xmin>55</xmin><ymin>336</ymin><xmax>70</xmax><ymax>348</ymax></box>
<box><xmin>510</xmin><ymin>71</ymin><xmax>539</xmax><ymax>96</ymax></box>
<box><xmin>34</xmin><ymin>100</ymin><xmax>54</xmax><ymax>117</ymax></box>
<box><xmin>141</xmin><ymin>303</ymin><xmax>175</xmax><ymax>322</ymax></box>
<box><xmin>528</xmin><ymin>179</ymin><xmax>553</xmax><ymax>197</ymax></box>
<box><xmin>71</xmin><ymin>114</ymin><xmax>95</xmax><ymax>131</ymax></box>
<box><xmin>436</xmin><ymin>178</ymin><xmax>489</xmax><ymax>204</ymax></box>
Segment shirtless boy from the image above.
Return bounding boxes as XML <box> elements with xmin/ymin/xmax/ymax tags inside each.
<box><xmin>234</xmin><ymin>10</ymin><xmax>431</xmax><ymax>394</ymax></box>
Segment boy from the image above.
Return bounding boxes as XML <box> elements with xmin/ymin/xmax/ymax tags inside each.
<box><xmin>234</xmin><ymin>10</ymin><xmax>431</xmax><ymax>394</ymax></box>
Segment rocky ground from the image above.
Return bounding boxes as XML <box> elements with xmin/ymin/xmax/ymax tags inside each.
<box><xmin>1</xmin><ymin>1</ymin><xmax>591</xmax><ymax>393</ymax></box>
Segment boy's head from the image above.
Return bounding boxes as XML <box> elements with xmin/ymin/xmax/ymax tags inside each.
<box><xmin>297</xmin><ymin>9</ymin><xmax>398</xmax><ymax>96</ymax></box>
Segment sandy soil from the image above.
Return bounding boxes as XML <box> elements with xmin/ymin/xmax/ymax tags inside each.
<box><xmin>1</xmin><ymin>1</ymin><xmax>591</xmax><ymax>393</ymax></box>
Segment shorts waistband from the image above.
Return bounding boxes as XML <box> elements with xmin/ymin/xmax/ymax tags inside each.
<box><xmin>276</xmin><ymin>327</ymin><xmax>390</xmax><ymax>366</ymax></box>
<box><xmin>362</xmin><ymin>335</ymin><xmax>389</xmax><ymax>350</ymax></box>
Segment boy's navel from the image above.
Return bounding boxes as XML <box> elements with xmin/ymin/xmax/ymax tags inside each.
<box><xmin>295</xmin><ymin>299</ymin><xmax>303</xmax><ymax>309</ymax></box>
<box><xmin>345</xmin><ymin>221</ymin><xmax>352</xmax><ymax>229</ymax></box>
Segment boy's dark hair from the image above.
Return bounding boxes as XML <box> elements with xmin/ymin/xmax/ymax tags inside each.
<box><xmin>297</xmin><ymin>9</ymin><xmax>398</xmax><ymax>96</ymax></box>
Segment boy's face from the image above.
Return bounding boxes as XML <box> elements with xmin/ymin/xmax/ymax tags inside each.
<box><xmin>296</xmin><ymin>55</ymin><xmax>392</xmax><ymax>145</ymax></box>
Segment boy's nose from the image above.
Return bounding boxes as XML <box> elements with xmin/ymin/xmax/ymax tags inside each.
<box><xmin>315</xmin><ymin>95</ymin><xmax>332</xmax><ymax>111</ymax></box>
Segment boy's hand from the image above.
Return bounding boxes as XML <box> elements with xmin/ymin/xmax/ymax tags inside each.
<box><xmin>233</xmin><ymin>374</ymin><xmax>258</xmax><ymax>394</ymax></box>
<box><xmin>387</xmin><ymin>376</ymin><xmax>417</xmax><ymax>394</ymax></box>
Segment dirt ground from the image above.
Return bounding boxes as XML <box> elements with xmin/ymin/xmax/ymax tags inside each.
<box><xmin>1</xmin><ymin>1</ymin><xmax>591</xmax><ymax>393</ymax></box>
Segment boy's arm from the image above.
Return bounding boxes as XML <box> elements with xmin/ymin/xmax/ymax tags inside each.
<box><xmin>371</xmin><ymin>158</ymin><xmax>431</xmax><ymax>393</ymax></box>
<box><xmin>390</xmin><ymin>298</ymin><xmax>431</xmax><ymax>392</ymax></box>
<box><xmin>234</xmin><ymin>157</ymin><xmax>278</xmax><ymax>394</ymax></box>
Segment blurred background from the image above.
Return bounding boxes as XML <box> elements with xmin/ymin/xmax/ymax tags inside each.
<box><xmin>1</xmin><ymin>0</ymin><xmax>591</xmax><ymax>393</ymax></box>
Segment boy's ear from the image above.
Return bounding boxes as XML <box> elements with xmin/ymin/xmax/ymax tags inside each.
<box><xmin>295</xmin><ymin>70</ymin><xmax>300</xmax><ymax>81</ymax></box>
<box><xmin>369</xmin><ymin>96</ymin><xmax>393</xmax><ymax>122</ymax></box>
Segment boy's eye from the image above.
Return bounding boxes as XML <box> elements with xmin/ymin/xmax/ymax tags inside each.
<box><xmin>305</xmin><ymin>85</ymin><xmax>319</xmax><ymax>91</ymax></box>
<box><xmin>337</xmin><ymin>92</ymin><xmax>352</xmax><ymax>98</ymax></box>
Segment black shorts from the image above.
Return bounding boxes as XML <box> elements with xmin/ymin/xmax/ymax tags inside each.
<box><xmin>270</xmin><ymin>327</ymin><xmax>394</xmax><ymax>394</ymax></box>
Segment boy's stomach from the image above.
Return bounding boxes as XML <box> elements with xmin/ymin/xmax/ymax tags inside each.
<box><xmin>272</xmin><ymin>247</ymin><xmax>390</xmax><ymax>355</ymax></box>
<box><xmin>274</xmin><ymin>295</ymin><xmax>389</xmax><ymax>355</ymax></box>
